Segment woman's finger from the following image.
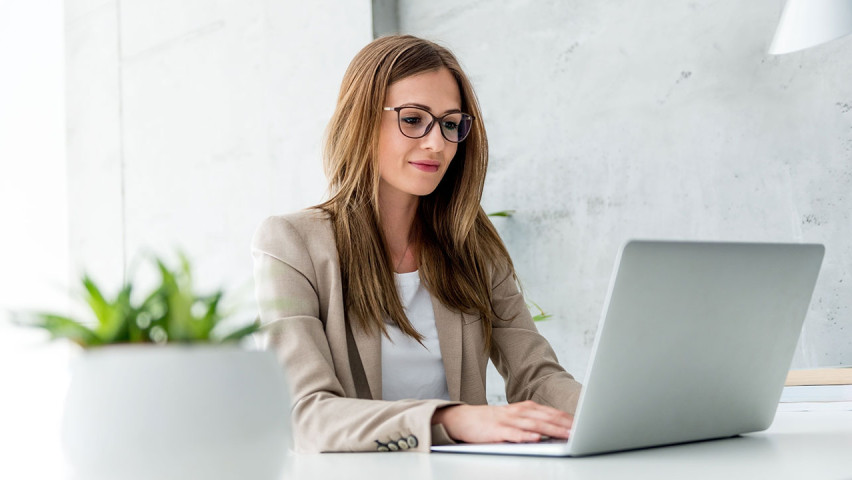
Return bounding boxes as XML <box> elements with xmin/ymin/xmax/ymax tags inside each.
<box><xmin>499</xmin><ymin>402</ymin><xmax>573</xmax><ymax>438</ymax></box>
<box><xmin>508</xmin><ymin>401</ymin><xmax>573</xmax><ymax>426</ymax></box>
<box><xmin>497</xmin><ymin>425</ymin><xmax>542</xmax><ymax>443</ymax></box>
<box><xmin>503</xmin><ymin>415</ymin><xmax>571</xmax><ymax>439</ymax></box>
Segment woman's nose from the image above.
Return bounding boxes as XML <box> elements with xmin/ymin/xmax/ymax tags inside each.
<box><xmin>420</xmin><ymin>122</ymin><xmax>445</xmax><ymax>152</ymax></box>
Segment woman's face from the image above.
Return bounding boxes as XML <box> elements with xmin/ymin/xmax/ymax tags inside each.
<box><xmin>377</xmin><ymin>67</ymin><xmax>461</xmax><ymax>202</ymax></box>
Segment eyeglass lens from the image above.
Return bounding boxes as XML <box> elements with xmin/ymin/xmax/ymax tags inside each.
<box><xmin>397</xmin><ymin>107</ymin><xmax>472</xmax><ymax>143</ymax></box>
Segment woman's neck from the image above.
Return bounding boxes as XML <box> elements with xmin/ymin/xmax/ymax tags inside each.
<box><xmin>378</xmin><ymin>184</ymin><xmax>419</xmax><ymax>273</ymax></box>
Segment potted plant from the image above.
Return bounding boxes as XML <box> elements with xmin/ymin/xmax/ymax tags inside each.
<box><xmin>19</xmin><ymin>254</ymin><xmax>290</xmax><ymax>480</ymax></box>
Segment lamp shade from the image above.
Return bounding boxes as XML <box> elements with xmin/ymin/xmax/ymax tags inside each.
<box><xmin>769</xmin><ymin>0</ymin><xmax>852</xmax><ymax>54</ymax></box>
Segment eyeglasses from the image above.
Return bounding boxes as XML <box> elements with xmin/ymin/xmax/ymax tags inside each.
<box><xmin>383</xmin><ymin>106</ymin><xmax>474</xmax><ymax>143</ymax></box>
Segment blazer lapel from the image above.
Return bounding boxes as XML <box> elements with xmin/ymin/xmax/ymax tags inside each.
<box><xmin>349</xmin><ymin>311</ymin><xmax>382</xmax><ymax>400</ymax></box>
<box><xmin>432</xmin><ymin>297</ymin><xmax>462</xmax><ymax>401</ymax></box>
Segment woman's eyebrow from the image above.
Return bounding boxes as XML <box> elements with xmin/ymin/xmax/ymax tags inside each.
<box><xmin>401</xmin><ymin>102</ymin><xmax>462</xmax><ymax>115</ymax></box>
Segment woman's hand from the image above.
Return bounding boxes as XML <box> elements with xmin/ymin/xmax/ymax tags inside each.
<box><xmin>431</xmin><ymin>400</ymin><xmax>573</xmax><ymax>443</ymax></box>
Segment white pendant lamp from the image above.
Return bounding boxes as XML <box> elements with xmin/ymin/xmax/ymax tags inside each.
<box><xmin>769</xmin><ymin>0</ymin><xmax>852</xmax><ymax>54</ymax></box>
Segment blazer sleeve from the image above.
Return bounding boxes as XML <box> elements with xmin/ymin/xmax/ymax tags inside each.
<box><xmin>251</xmin><ymin>215</ymin><xmax>458</xmax><ymax>453</ymax></box>
<box><xmin>488</xmin><ymin>262</ymin><xmax>583</xmax><ymax>413</ymax></box>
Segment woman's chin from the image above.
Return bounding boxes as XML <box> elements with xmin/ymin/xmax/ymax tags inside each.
<box><xmin>411</xmin><ymin>185</ymin><xmax>441</xmax><ymax>197</ymax></box>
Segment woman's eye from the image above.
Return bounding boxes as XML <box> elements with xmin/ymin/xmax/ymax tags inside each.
<box><xmin>442</xmin><ymin>121</ymin><xmax>459</xmax><ymax>131</ymax></box>
<box><xmin>401</xmin><ymin>116</ymin><xmax>423</xmax><ymax>125</ymax></box>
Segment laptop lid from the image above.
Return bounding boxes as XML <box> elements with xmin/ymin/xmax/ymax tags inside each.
<box><xmin>568</xmin><ymin>240</ymin><xmax>824</xmax><ymax>456</ymax></box>
<box><xmin>432</xmin><ymin>240</ymin><xmax>824</xmax><ymax>457</ymax></box>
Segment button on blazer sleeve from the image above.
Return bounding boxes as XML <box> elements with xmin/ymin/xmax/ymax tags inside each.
<box><xmin>251</xmin><ymin>212</ymin><xmax>458</xmax><ymax>453</ymax></box>
<box><xmin>488</xmin><ymin>263</ymin><xmax>583</xmax><ymax>413</ymax></box>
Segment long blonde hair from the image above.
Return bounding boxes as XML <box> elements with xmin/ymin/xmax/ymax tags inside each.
<box><xmin>318</xmin><ymin>35</ymin><xmax>514</xmax><ymax>350</ymax></box>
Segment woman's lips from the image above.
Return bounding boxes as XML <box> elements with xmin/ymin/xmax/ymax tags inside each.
<box><xmin>409</xmin><ymin>161</ymin><xmax>440</xmax><ymax>173</ymax></box>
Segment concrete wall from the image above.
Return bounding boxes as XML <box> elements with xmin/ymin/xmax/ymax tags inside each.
<box><xmin>399</xmin><ymin>0</ymin><xmax>852</xmax><ymax>397</ymax></box>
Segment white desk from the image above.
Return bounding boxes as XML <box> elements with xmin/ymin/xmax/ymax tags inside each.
<box><xmin>284</xmin><ymin>411</ymin><xmax>852</xmax><ymax>480</ymax></box>
<box><xmin>5</xmin><ymin>409</ymin><xmax>850</xmax><ymax>479</ymax></box>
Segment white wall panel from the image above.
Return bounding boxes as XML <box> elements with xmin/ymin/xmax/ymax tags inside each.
<box><xmin>67</xmin><ymin>0</ymin><xmax>372</xmax><ymax>302</ymax></box>
<box><xmin>66</xmin><ymin>0</ymin><xmax>125</xmax><ymax>287</ymax></box>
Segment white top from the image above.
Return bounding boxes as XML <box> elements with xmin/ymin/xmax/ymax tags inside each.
<box><xmin>381</xmin><ymin>270</ymin><xmax>450</xmax><ymax>401</ymax></box>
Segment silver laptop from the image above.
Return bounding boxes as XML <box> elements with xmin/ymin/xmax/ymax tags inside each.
<box><xmin>432</xmin><ymin>240</ymin><xmax>824</xmax><ymax>457</ymax></box>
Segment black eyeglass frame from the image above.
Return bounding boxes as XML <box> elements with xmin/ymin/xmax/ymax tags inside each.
<box><xmin>383</xmin><ymin>106</ymin><xmax>475</xmax><ymax>143</ymax></box>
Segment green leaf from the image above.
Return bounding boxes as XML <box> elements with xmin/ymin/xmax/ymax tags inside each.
<box><xmin>218</xmin><ymin>318</ymin><xmax>261</xmax><ymax>343</ymax></box>
<box><xmin>34</xmin><ymin>314</ymin><xmax>102</xmax><ymax>347</ymax></box>
<box><xmin>81</xmin><ymin>275</ymin><xmax>133</xmax><ymax>343</ymax></box>
<box><xmin>138</xmin><ymin>286</ymin><xmax>164</xmax><ymax>311</ymax></box>
<box><xmin>528</xmin><ymin>301</ymin><xmax>552</xmax><ymax>322</ymax></box>
<box><xmin>100</xmin><ymin>283</ymin><xmax>133</xmax><ymax>343</ymax></box>
<box><xmin>157</xmin><ymin>259</ymin><xmax>193</xmax><ymax>342</ymax></box>
<box><xmin>82</xmin><ymin>275</ymin><xmax>111</xmax><ymax>326</ymax></box>
<box><xmin>194</xmin><ymin>291</ymin><xmax>223</xmax><ymax>340</ymax></box>
<box><xmin>487</xmin><ymin>210</ymin><xmax>516</xmax><ymax>217</ymax></box>
<box><xmin>178</xmin><ymin>251</ymin><xmax>192</xmax><ymax>280</ymax></box>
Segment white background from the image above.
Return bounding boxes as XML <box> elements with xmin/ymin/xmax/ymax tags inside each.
<box><xmin>0</xmin><ymin>0</ymin><xmax>70</xmax><ymax>478</ymax></box>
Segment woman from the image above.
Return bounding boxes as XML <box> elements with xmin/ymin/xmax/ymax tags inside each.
<box><xmin>252</xmin><ymin>35</ymin><xmax>581</xmax><ymax>453</ymax></box>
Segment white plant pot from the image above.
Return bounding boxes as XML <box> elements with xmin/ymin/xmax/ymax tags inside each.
<box><xmin>62</xmin><ymin>345</ymin><xmax>290</xmax><ymax>480</ymax></box>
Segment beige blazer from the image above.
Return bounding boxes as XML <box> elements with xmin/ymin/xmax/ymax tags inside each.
<box><xmin>251</xmin><ymin>209</ymin><xmax>582</xmax><ymax>453</ymax></box>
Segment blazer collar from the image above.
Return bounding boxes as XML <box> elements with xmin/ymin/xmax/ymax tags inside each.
<box><xmin>349</xmin><ymin>297</ymin><xmax>463</xmax><ymax>402</ymax></box>
<box><xmin>349</xmin><ymin>310</ymin><xmax>382</xmax><ymax>400</ymax></box>
<box><xmin>432</xmin><ymin>296</ymin><xmax>462</xmax><ymax>401</ymax></box>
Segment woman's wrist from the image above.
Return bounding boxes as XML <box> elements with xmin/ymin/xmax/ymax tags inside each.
<box><xmin>431</xmin><ymin>405</ymin><xmax>461</xmax><ymax>425</ymax></box>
